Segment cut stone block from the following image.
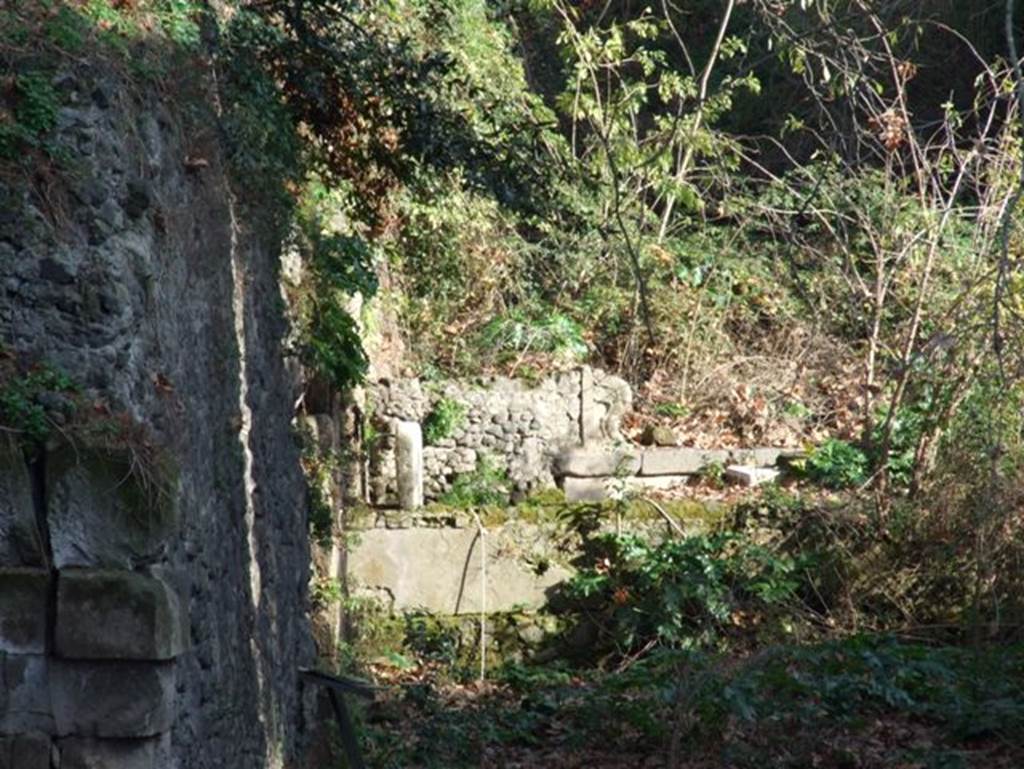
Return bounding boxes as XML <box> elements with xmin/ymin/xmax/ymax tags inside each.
<box><xmin>51</xmin><ymin>661</ymin><xmax>174</xmax><ymax>738</ymax></box>
<box><xmin>0</xmin><ymin>440</ymin><xmax>44</xmax><ymax>568</ymax></box>
<box><xmin>0</xmin><ymin>569</ymin><xmax>50</xmax><ymax>654</ymax></box>
<box><xmin>46</xmin><ymin>449</ymin><xmax>176</xmax><ymax>569</ymax></box>
<box><xmin>640</xmin><ymin>448</ymin><xmax>730</xmax><ymax>476</ymax></box>
<box><xmin>56</xmin><ymin>570</ymin><xmax>186</xmax><ymax>661</ymax></box>
<box><xmin>727</xmin><ymin>447</ymin><xmax>803</xmax><ymax>467</ymax></box>
<box><xmin>0</xmin><ymin>654</ymin><xmax>54</xmax><ymax>734</ymax></box>
<box><xmin>556</xmin><ymin>448</ymin><xmax>640</xmax><ymax>478</ymax></box>
<box><xmin>725</xmin><ymin>465</ymin><xmax>780</xmax><ymax>487</ymax></box>
<box><xmin>394</xmin><ymin>420</ymin><xmax>424</xmax><ymax>510</ymax></box>
<box><xmin>348</xmin><ymin>527</ymin><xmax>572</xmax><ymax>614</ymax></box>
<box><xmin>562</xmin><ymin>476</ymin><xmax>608</xmax><ymax>503</ymax></box>
<box><xmin>59</xmin><ymin>734</ymin><xmax>169</xmax><ymax>769</ymax></box>
<box><xmin>0</xmin><ymin>732</ymin><xmax>50</xmax><ymax>769</ymax></box>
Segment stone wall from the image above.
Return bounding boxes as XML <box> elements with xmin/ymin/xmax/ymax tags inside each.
<box><xmin>366</xmin><ymin>367</ymin><xmax>632</xmax><ymax>504</ymax></box>
<box><xmin>1</xmin><ymin>440</ymin><xmax>184</xmax><ymax>766</ymax></box>
<box><xmin>0</xmin><ymin>61</ymin><xmax>314</xmax><ymax>768</ymax></box>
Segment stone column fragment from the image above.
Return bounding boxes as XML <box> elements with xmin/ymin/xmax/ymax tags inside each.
<box><xmin>393</xmin><ymin>420</ymin><xmax>424</xmax><ymax>510</ymax></box>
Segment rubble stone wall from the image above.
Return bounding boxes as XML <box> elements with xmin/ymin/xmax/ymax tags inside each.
<box><xmin>366</xmin><ymin>367</ymin><xmax>632</xmax><ymax>503</ymax></box>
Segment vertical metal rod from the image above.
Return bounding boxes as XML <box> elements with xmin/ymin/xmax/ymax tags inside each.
<box><xmin>327</xmin><ymin>688</ymin><xmax>367</xmax><ymax>769</ymax></box>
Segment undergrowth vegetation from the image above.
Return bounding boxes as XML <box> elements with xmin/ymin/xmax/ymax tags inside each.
<box><xmin>7</xmin><ymin>1</ymin><xmax>1024</xmax><ymax>767</ymax></box>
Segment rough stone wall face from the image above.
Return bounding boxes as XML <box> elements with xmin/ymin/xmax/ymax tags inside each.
<box><xmin>367</xmin><ymin>368</ymin><xmax>632</xmax><ymax>502</ymax></box>
<box><xmin>0</xmin><ymin>66</ymin><xmax>313</xmax><ymax>768</ymax></box>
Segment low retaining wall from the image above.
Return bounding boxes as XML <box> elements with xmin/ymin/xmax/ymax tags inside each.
<box><xmin>367</xmin><ymin>367</ymin><xmax>631</xmax><ymax>504</ymax></box>
<box><xmin>361</xmin><ymin>369</ymin><xmax>800</xmax><ymax>508</ymax></box>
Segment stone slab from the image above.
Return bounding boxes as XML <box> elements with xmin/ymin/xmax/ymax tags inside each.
<box><xmin>46</xmin><ymin>448</ymin><xmax>176</xmax><ymax>570</ymax></box>
<box><xmin>0</xmin><ymin>569</ymin><xmax>50</xmax><ymax>654</ymax></box>
<box><xmin>51</xmin><ymin>661</ymin><xmax>174</xmax><ymax>738</ymax></box>
<box><xmin>0</xmin><ymin>654</ymin><xmax>54</xmax><ymax>734</ymax></box>
<box><xmin>0</xmin><ymin>732</ymin><xmax>50</xmax><ymax>769</ymax></box>
<box><xmin>348</xmin><ymin>526</ymin><xmax>571</xmax><ymax>614</ymax></box>
<box><xmin>562</xmin><ymin>475</ymin><xmax>691</xmax><ymax>503</ymax></box>
<box><xmin>556</xmin><ymin>448</ymin><xmax>641</xmax><ymax>478</ymax></box>
<box><xmin>725</xmin><ymin>465</ymin><xmax>780</xmax><ymax>487</ymax></box>
<box><xmin>0</xmin><ymin>440</ymin><xmax>45</xmax><ymax>568</ymax></box>
<box><xmin>56</xmin><ymin>570</ymin><xmax>186</xmax><ymax>661</ymax></box>
<box><xmin>640</xmin><ymin>448</ymin><xmax>731</xmax><ymax>476</ymax></box>
<box><xmin>727</xmin><ymin>447</ymin><xmax>802</xmax><ymax>467</ymax></box>
<box><xmin>59</xmin><ymin>734</ymin><xmax>169</xmax><ymax>769</ymax></box>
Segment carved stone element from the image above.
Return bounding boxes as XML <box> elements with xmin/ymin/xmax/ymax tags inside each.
<box><xmin>46</xmin><ymin>449</ymin><xmax>176</xmax><ymax>570</ymax></box>
<box><xmin>50</xmin><ymin>661</ymin><xmax>174</xmax><ymax>738</ymax></box>
<box><xmin>556</xmin><ymin>448</ymin><xmax>641</xmax><ymax>478</ymax></box>
<box><xmin>55</xmin><ymin>570</ymin><xmax>186</xmax><ymax>661</ymax></box>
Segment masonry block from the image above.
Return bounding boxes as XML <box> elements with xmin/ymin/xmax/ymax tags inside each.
<box><xmin>0</xmin><ymin>569</ymin><xmax>50</xmax><ymax>654</ymax></box>
<box><xmin>0</xmin><ymin>654</ymin><xmax>54</xmax><ymax>734</ymax></box>
<box><xmin>56</xmin><ymin>570</ymin><xmax>186</xmax><ymax>661</ymax></box>
<box><xmin>640</xmin><ymin>448</ymin><xmax>730</xmax><ymax>476</ymax></box>
<box><xmin>59</xmin><ymin>734</ymin><xmax>169</xmax><ymax>769</ymax></box>
<box><xmin>51</xmin><ymin>661</ymin><xmax>174</xmax><ymax>738</ymax></box>
<box><xmin>727</xmin><ymin>447</ymin><xmax>803</xmax><ymax>467</ymax></box>
<box><xmin>556</xmin><ymin>448</ymin><xmax>640</xmax><ymax>478</ymax></box>
<box><xmin>0</xmin><ymin>732</ymin><xmax>50</xmax><ymax>769</ymax></box>
<box><xmin>725</xmin><ymin>465</ymin><xmax>780</xmax><ymax>487</ymax></box>
<box><xmin>562</xmin><ymin>476</ymin><xmax>609</xmax><ymax>503</ymax></box>
<box><xmin>46</xmin><ymin>448</ymin><xmax>176</xmax><ymax>569</ymax></box>
<box><xmin>0</xmin><ymin>440</ymin><xmax>45</xmax><ymax>568</ymax></box>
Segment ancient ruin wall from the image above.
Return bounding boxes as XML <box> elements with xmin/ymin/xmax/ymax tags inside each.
<box><xmin>366</xmin><ymin>367</ymin><xmax>633</xmax><ymax>503</ymax></box>
<box><xmin>0</xmin><ymin>65</ymin><xmax>314</xmax><ymax>768</ymax></box>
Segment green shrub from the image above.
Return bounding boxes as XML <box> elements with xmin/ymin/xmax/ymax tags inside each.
<box><xmin>0</xmin><ymin>71</ymin><xmax>60</xmax><ymax>160</ymax></box>
<box><xmin>565</xmin><ymin>531</ymin><xmax>803</xmax><ymax>654</ymax></box>
<box><xmin>804</xmin><ymin>438</ymin><xmax>869</xmax><ymax>489</ymax></box>
<box><xmin>423</xmin><ymin>397</ymin><xmax>467</xmax><ymax>445</ymax></box>
<box><xmin>0</xmin><ymin>363</ymin><xmax>77</xmax><ymax>448</ymax></box>
<box><xmin>440</xmin><ymin>455</ymin><xmax>510</xmax><ymax>508</ymax></box>
<box><xmin>477</xmin><ymin>306</ymin><xmax>588</xmax><ymax>364</ymax></box>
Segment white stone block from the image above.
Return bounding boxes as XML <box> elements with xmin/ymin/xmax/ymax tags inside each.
<box><xmin>724</xmin><ymin>465</ymin><xmax>780</xmax><ymax>487</ymax></box>
<box><xmin>394</xmin><ymin>420</ymin><xmax>424</xmax><ymax>510</ymax></box>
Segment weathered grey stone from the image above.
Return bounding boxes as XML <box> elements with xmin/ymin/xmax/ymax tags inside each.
<box><xmin>0</xmin><ymin>732</ymin><xmax>50</xmax><ymax>769</ymax></box>
<box><xmin>59</xmin><ymin>734</ymin><xmax>169</xmax><ymax>769</ymax></box>
<box><xmin>0</xmin><ymin>654</ymin><xmax>54</xmax><ymax>734</ymax></box>
<box><xmin>640</xmin><ymin>448</ymin><xmax>730</xmax><ymax>476</ymax></box>
<box><xmin>727</xmin><ymin>447</ymin><xmax>803</xmax><ymax>466</ymax></box>
<box><xmin>55</xmin><ymin>570</ymin><xmax>186</xmax><ymax>661</ymax></box>
<box><xmin>724</xmin><ymin>465</ymin><xmax>780</xmax><ymax>487</ymax></box>
<box><xmin>46</xmin><ymin>449</ymin><xmax>176</xmax><ymax>569</ymax></box>
<box><xmin>0</xmin><ymin>569</ymin><xmax>50</xmax><ymax>654</ymax></box>
<box><xmin>394</xmin><ymin>420</ymin><xmax>424</xmax><ymax>510</ymax></box>
<box><xmin>0</xmin><ymin>440</ymin><xmax>44</xmax><ymax>568</ymax></box>
<box><xmin>562</xmin><ymin>476</ymin><xmax>609</xmax><ymax>503</ymax></box>
<box><xmin>589</xmin><ymin>367</ymin><xmax>632</xmax><ymax>443</ymax></box>
<box><xmin>348</xmin><ymin>527</ymin><xmax>571</xmax><ymax>614</ymax></box>
<box><xmin>51</xmin><ymin>661</ymin><xmax>174</xmax><ymax>738</ymax></box>
<box><xmin>556</xmin><ymin>447</ymin><xmax>640</xmax><ymax>477</ymax></box>
<box><xmin>640</xmin><ymin>425</ymin><xmax>679</xmax><ymax>447</ymax></box>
